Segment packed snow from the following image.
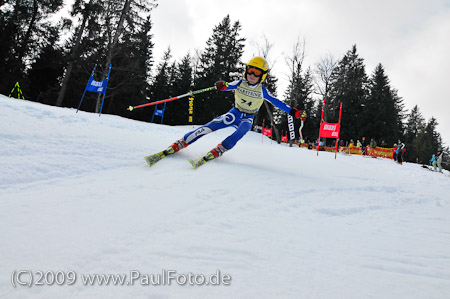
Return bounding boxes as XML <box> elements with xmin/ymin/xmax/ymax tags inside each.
<box><xmin>1</xmin><ymin>94</ymin><xmax>449</xmax><ymax>299</ymax></box>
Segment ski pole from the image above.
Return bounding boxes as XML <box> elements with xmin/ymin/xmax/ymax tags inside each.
<box><xmin>127</xmin><ymin>86</ymin><xmax>216</xmax><ymax>111</ymax></box>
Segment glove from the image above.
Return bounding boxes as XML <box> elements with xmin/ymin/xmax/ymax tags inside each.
<box><xmin>215</xmin><ymin>81</ymin><xmax>228</xmax><ymax>91</ymax></box>
<box><xmin>289</xmin><ymin>108</ymin><xmax>306</xmax><ymax>121</ymax></box>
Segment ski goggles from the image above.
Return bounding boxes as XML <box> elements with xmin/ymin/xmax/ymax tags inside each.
<box><xmin>246</xmin><ymin>66</ymin><xmax>264</xmax><ymax>77</ymax></box>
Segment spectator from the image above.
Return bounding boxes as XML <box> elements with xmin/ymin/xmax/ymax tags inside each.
<box><xmin>430</xmin><ymin>154</ymin><xmax>436</xmax><ymax>166</ymax></box>
<box><xmin>393</xmin><ymin>144</ymin><xmax>398</xmax><ymax>161</ymax></box>
<box><xmin>348</xmin><ymin>139</ymin><xmax>355</xmax><ymax>154</ymax></box>
<box><xmin>356</xmin><ymin>140</ymin><xmax>362</xmax><ymax>147</ymax></box>
<box><xmin>370</xmin><ymin>138</ymin><xmax>377</xmax><ymax>156</ymax></box>
<box><xmin>433</xmin><ymin>147</ymin><xmax>444</xmax><ymax>173</ymax></box>
<box><xmin>361</xmin><ymin>137</ymin><xmax>367</xmax><ymax>156</ymax></box>
<box><xmin>397</xmin><ymin>140</ymin><xmax>405</xmax><ymax>165</ymax></box>
<box><xmin>349</xmin><ymin>139</ymin><xmax>355</xmax><ymax>147</ymax></box>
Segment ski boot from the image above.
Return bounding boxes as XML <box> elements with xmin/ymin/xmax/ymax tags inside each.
<box><xmin>188</xmin><ymin>144</ymin><xmax>227</xmax><ymax>169</ymax></box>
<box><xmin>144</xmin><ymin>139</ymin><xmax>188</xmax><ymax>167</ymax></box>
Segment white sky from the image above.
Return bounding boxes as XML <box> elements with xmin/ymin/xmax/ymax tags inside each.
<box><xmin>150</xmin><ymin>0</ymin><xmax>450</xmax><ymax>146</ymax></box>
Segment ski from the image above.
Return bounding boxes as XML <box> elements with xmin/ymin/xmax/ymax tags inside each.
<box><xmin>144</xmin><ymin>151</ymin><xmax>167</xmax><ymax>167</ymax></box>
<box><xmin>188</xmin><ymin>157</ymin><xmax>207</xmax><ymax>169</ymax></box>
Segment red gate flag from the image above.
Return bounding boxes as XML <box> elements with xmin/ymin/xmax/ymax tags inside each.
<box><xmin>261</xmin><ymin>118</ymin><xmax>273</xmax><ymax>144</ymax></box>
<box><xmin>262</xmin><ymin>128</ymin><xmax>272</xmax><ymax>136</ymax></box>
<box><xmin>317</xmin><ymin>100</ymin><xmax>343</xmax><ymax>159</ymax></box>
<box><xmin>319</xmin><ymin>122</ymin><xmax>341</xmax><ymax>138</ymax></box>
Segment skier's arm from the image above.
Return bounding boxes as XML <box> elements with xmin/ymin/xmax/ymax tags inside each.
<box><xmin>261</xmin><ymin>87</ymin><xmax>291</xmax><ymax>113</ymax></box>
<box><xmin>262</xmin><ymin>86</ymin><xmax>306</xmax><ymax>120</ymax></box>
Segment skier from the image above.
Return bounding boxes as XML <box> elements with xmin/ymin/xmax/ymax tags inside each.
<box><xmin>145</xmin><ymin>56</ymin><xmax>307</xmax><ymax>168</ymax></box>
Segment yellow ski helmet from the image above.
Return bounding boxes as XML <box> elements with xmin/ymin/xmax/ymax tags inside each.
<box><xmin>245</xmin><ymin>56</ymin><xmax>268</xmax><ymax>83</ymax></box>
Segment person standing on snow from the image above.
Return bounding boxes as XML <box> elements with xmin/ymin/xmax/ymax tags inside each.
<box><xmin>145</xmin><ymin>56</ymin><xmax>307</xmax><ymax>168</ymax></box>
<box><xmin>397</xmin><ymin>140</ymin><xmax>405</xmax><ymax>165</ymax></box>
<box><xmin>430</xmin><ymin>154</ymin><xmax>436</xmax><ymax>167</ymax></box>
<box><xmin>392</xmin><ymin>143</ymin><xmax>398</xmax><ymax>161</ymax></box>
<box><xmin>369</xmin><ymin>138</ymin><xmax>377</xmax><ymax>156</ymax></box>
<box><xmin>361</xmin><ymin>137</ymin><xmax>367</xmax><ymax>156</ymax></box>
<box><xmin>432</xmin><ymin>147</ymin><xmax>444</xmax><ymax>172</ymax></box>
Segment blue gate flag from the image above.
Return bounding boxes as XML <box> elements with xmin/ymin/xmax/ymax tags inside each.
<box><xmin>154</xmin><ymin>108</ymin><xmax>164</xmax><ymax>117</ymax></box>
<box><xmin>151</xmin><ymin>102</ymin><xmax>167</xmax><ymax>124</ymax></box>
<box><xmin>86</xmin><ymin>77</ymin><xmax>108</xmax><ymax>94</ymax></box>
<box><xmin>77</xmin><ymin>64</ymin><xmax>111</xmax><ymax>116</ymax></box>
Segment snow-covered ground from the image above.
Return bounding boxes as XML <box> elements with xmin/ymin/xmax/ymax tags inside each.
<box><xmin>1</xmin><ymin>94</ymin><xmax>449</xmax><ymax>299</ymax></box>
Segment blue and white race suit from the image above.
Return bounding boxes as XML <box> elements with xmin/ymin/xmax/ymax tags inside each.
<box><xmin>183</xmin><ymin>80</ymin><xmax>293</xmax><ymax>150</ymax></box>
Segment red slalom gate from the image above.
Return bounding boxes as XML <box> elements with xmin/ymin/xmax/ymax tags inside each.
<box><xmin>317</xmin><ymin>100</ymin><xmax>343</xmax><ymax>159</ymax></box>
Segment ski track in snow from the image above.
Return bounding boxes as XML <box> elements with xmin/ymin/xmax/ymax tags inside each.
<box><xmin>1</xmin><ymin>95</ymin><xmax>450</xmax><ymax>299</ymax></box>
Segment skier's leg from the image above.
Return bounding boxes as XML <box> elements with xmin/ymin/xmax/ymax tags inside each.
<box><xmin>204</xmin><ymin>119</ymin><xmax>253</xmax><ymax>161</ymax></box>
<box><xmin>185</xmin><ymin>110</ymin><xmax>244</xmax><ymax>146</ymax></box>
<box><xmin>222</xmin><ymin>119</ymin><xmax>253</xmax><ymax>150</ymax></box>
<box><xmin>165</xmin><ymin>112</ymin><xmax>234</xmax><ymax>156</ymax></box>
<box><xmin>183</xmin><ymin>119</ymin><xmax>225</xmax><ymax>145</ymax></box>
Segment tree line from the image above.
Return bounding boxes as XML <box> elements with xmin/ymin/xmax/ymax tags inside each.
<box><xmin>0</xmin><ymin>0</ymin><xmax>447</xmax><ymax>168</ymax></box>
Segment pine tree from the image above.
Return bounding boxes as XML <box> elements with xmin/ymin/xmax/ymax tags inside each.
<box><xmin>391</xmin><ymin>88</ymin><xmax>406</xmax><ymax>142</ymax></box>
<box><xmin>425</xmin><ymin>118</ymin><xmax>442</xmax><ymax>156</ymax></box>
<box><xmin>53</xmin><ymin>0</ymin><xmax>107</xmax><ymax>111</ymax></box>
<box><xmin>328</xmin><ymin>45</ymin><xmax>369</xmax><ymax>142</ymax></box>
<box><xmin>0</xmin><ymin>0</ymin><xmax>64</xmax><ymax>94</ymax></box>
<box><xmin>194</xmin><ymin>15</ymin><xmax>245</xmax><ymax>123</ymax></box>
<box><xmin>147</xmin><ymin>47</ymin><xmax>174</xmax><ymax>122</ymax></box>
<box><xmin>55</xmin><ymin>0</ymin><xmax>103</xmax><ymax>107</ymax></box>
<box><xmin>362</xmin><ymin>63</ymin><xmax>404</xmax><ymax>145</ymax></box>
<box><xmin>130</xmin><ymin>15</ymin><xmax>154</xmax><ymax>108</ymax></box>
<box><xmin>26</xmin><ymin>25</ymin><xmax>65</xmax><ymax>104</ymax></box>
<box><xmin>63</xmin><ymin>0</ymin><xmax>156</xmax><ymax>114</ymax></box>
<box><xmin>404</xmin><ymin>105</ymin><xmax>428</xmax><ymax>163</ymax></box>
<box><xmin>404</xmin><ymin>105</ymin><xmax>425</xmax><ymax>161</ymax></box>
<box><xmin>164</xmin><ymin>53</ymin><xmax>194</xmax><ymax>125</ymax></box>
<box><xmin>106</xmin><ymin>14</ymin><xmax>155</xmax><ymax>119</ymax></box>
<box><xmin>404</xmin><ymin>105</ymin><xmax>424</xmax><ymax>142</ymax></box>
<box><xmin>149</xmin><ymin>48</ymin><xmax>173</xmax><ymax>99</ymax></box>
<box><xmin>408</xmin><ymin>117</ymin><xmax>442</xmax><ymax>164</ymax></box>
<box><xmin>94</xmin><ymin>0</ymin><xmax>157</xmax><ymax>113</ymax></box>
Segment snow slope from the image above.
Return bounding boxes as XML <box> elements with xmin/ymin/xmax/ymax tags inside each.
<box><xmin>1</xmin><ymin>94</ymin><xmax>450</xmax><ymax>299</ymax></box>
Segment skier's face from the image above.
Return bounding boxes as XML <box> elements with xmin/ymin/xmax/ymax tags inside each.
<box><xmin>246</xmin><ymin>66</ymin><xmax>263</xmax><ymax>85</ymax></box>
<box><xmin>246</xmin><ymin>73</ymin><xmax>260</xmax><ymax>85</ymax></box>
